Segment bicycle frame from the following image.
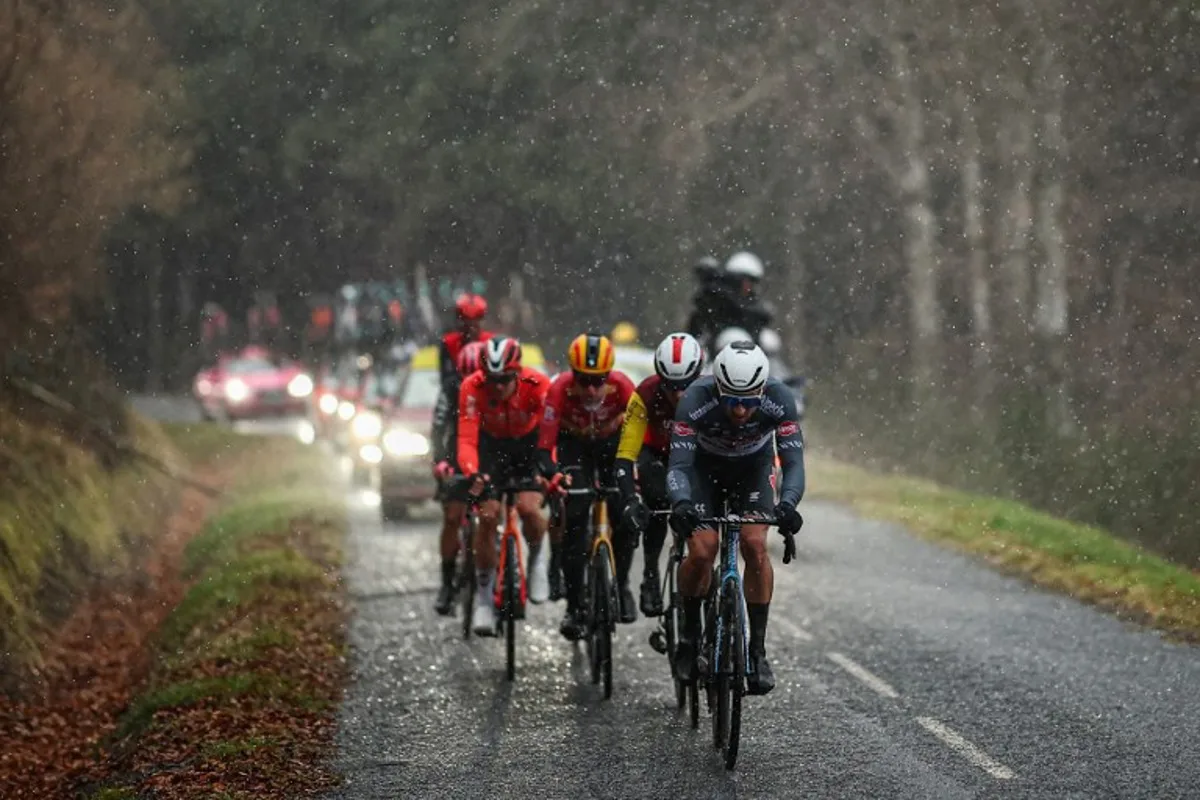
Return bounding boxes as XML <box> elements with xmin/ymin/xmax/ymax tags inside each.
<box><xmin>493</xmin><ymin>488</ymin><xmax>528</xmax><ymax>610</ymax></box>
<box><xmin>562</xmin><ymin>484</ymin><xmax>618</xmax><ymax>573</ymax></box>
<box><xmin>710</xmin><ymin>512</ymin><xmax>748</xmax><ymax>680</ymax></box>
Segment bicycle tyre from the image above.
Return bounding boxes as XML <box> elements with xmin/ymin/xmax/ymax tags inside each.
<box><xmin>725</xmin><ymin>597</ymin><xmax>746</xmax><ymax>771</ymax></box>
<box><xmin>712</xmin><ymin>587</ymin><xmax>732</xmax><ymax>751</ymax></box>
<box><xmin>460</xmin><ymin>519</ymin><xmax>476</xmax><ymax>641</ymax></box>
<box><xmin>602</xmin><ymin>559</ymin><xmax>616</xmax><ymax>700</ymax></box>
<box><xmin>688</xmin><ymin>680</ymin><xmax>700</xmax><ymax>729</ymax></box>
<box><xmin>587</xmin><ymin>557</ymin><xmax>600</xmax><ymax>685</ymax></box>
<box><xmin>665</xmin><ymin>562</ymin><xmax>685</xmax><ymax>710</ymax></box>
<box><xmin>504</xmin><ymin>534</ymin><xmax>518</xmax><ymax>681</ymax></box>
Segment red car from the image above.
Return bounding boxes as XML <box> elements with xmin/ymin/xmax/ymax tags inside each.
<box><xmin>193</xmin><ymin>347</ymin><xmax>314</xmax><ymax>421</ymax></box>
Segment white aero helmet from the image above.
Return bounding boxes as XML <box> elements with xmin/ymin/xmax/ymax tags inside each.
<box><xmin>725</xmin><ymin>251</ymin><xmax>764</xmax><ymax>280</ymax></box>
<box><xmin>654</xmin><ymin>332</ymin><xmax>704</xmax><ymax>386</ymax></box>
<box><xmin>758</xmin><ymin>327</ymin><xmax>782</xmax><ymax>355</ymax></box>
<box><xmin>714</xmin><ymin>326</ymin><xmax>753</xmax><ymax>354</ymax></box>
<box><xmin>712</xmin><ymin>341</ymin><xmax>770</xmax><ymax>397</ymax></box>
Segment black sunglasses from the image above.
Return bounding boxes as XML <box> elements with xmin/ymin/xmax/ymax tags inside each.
<box><xmin>663</xmin><ymin>378</ymin><xmax>695</xmax><ymax>393</ymax></box>
<box><xmin>486</xmin><ymin>371</ymin><xmax>516</xmax><ymax>384</ymax></box>
<box><xmin>574</xmin><ymin>372</ymin><xmax>608</xmax><ymax>388</ymax></box>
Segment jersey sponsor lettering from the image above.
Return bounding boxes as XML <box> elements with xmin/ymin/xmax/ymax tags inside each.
<box><xmin>778</xmin><ymin>421</ymin><xmax>799</xmax><ymax>437</ymax></box>
<box><xmin>674</xmin><ymin>421</ymin><xmax>695</xmax><ymax>437</ymax></box>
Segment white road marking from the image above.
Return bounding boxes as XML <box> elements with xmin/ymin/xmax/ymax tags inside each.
<box><xmin>916</xmin><ymin>716</ymin><xmax>1016</xmax><ymax>780</ymax></box>
<box><xmin>775</xmin><ymin>617</ymin><xmax>815</xmax><ymax>642</ymax></box>
<box><xmin>826</xmin><ymin>652</ymin><xmax>900</xmax><ymax>699</ymax></box>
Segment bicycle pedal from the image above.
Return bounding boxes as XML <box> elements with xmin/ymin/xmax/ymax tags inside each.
<box><xmin>648</xmin><ymin>630</ymin><xmax>668</xmax><ymax>655</ymax></box>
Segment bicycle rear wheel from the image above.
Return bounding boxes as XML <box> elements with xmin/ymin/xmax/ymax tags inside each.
<box><xmin>504</xmin><ymin>534</ymin><xmax>518</xmax><ymax>681</ymax></box>
<box><xmin>724</xmin><ymin>598</ymin><xmax>747</xmax><ymax>771</ymax></box>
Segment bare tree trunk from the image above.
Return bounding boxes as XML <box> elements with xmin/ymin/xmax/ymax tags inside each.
<box><xmin>959</xmin><ymin>90</ymin><xmax>993</xmax><ymax>422</ymax></box>
<box><xmin>997</xmin><ymin>103</ymin><xmax>1035</xmax><ymax>373</ymax></box>
<box><xmin>780</xmin><ymin>220</ymin><xmax>808</xmax><ymax>368</ymax></box>
<box><xmin>1033</xmin><ymin>43</ymin><xmax>1073</xmax><ymax>435</ymax></box>
<box><xmin>891</xmin><ymin>37</ymin><xmax>942</xmax><ymax>404</ymax></box>
<box><xmin>146</xmin><ymin>251</ymin><xmax>165</xmax><ymax>393</ymax></box>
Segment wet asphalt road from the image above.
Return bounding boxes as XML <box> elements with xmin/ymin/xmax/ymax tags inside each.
<box><xmin>130</xmin><ymin>399</ymin><xmax>1200</xmax><ymax>798</ymax></box>
<box><xmin>329</xmin><ymin>489</ymin><xmax>1200</xmax><ymax>800</ymax></box>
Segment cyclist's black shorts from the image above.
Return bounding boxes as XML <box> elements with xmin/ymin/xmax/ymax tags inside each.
<box><xmin>478</xmin><ymin>430</ymin><xmax>542</xmax><ymax>498</ymax></box>
<box><xmin>557</xmin><ymin>432</ymin><xmax>619</xmax><ymax>491</ymax></box>
<box><xmin>689</xmin><ymin>448</ymin><xmax>776</xmax><ymax>520</ymax></box>
<box><xmin>637</xmin><ymin>448</ymin><xmax>669</xmax><ymax>510</ymax></box>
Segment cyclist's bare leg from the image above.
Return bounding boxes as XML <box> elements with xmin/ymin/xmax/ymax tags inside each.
<box><xmin>674</xmin><ymin>526</ymin><xmax>717</xmax><ymax>678</ymax></box>
<box><xmin>738</xmin><ymin>523</ymin><xmax>775</xmax><ymax>693</ymax></box>
<box><xmin>515</xmin><ymin>490</ymin><xmax>545</xmax><ymax>546</ymax></box>
<box><xmin>738</xmin><ymin>524</ymin><xmax>772</xmax><ymax>603</ymax></box>
<box><xmin>474</xmin><ymin>499</ymin><xmax>501</xmax><ymax>572</ymax></box>
<box><xmin>678</xmin><ymin>528</ymin><xmax>718</xmax><ymax>598</ymax></box>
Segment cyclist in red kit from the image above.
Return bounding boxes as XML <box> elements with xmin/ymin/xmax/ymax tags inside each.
<box><xmin>536</xmin><ymin>333</ymin><xmax>636</xmax><ymax>640</ymax></box>
<box><xmin>457</xmin><ymin>337</ymin><xmax>551</xmax><ymax>636</ymax></box>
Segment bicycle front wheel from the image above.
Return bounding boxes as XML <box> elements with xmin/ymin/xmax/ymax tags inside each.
<box><xmin>724</xmin><ymin>597</ymin><xmax>747</xmax><ymax>771</ymax></box>
<box><xmin>460</xmin><ymin>521</ymin><xmax>476</xmax><ymax>641</ymax></box>
<box><xmin>504</xmin><ymin>534</ymin><xmax>518</xmax><ymax>681</ymax></box>
<box><xmin>589</xmin><ymin>543</ymin><xmax>614</xmax><ymax>698</ymax></box>
<box><xmin>665</xmin><ymin>561</ymin><xmax>685</xmax><ymax>710</ymax></box>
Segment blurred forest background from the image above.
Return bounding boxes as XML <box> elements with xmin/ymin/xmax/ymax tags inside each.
<box><xmin>2</xmin><ymin>0</ymin><xmax>1197</xmax><ymax>562</ymax></box>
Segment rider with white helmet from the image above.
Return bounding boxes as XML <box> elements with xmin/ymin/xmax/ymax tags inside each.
<box><xmin>665</xmin><ymin>340</ymin><xmax>805</xmax><ymax>696</ymax></box>
<box><xmin>713</xmin><ymin>326</ymin><xmax>754</xmax><ymax>355</ymax></box>
<box><xmin>687</xmin><ymin>250</ymin><xmax>774</xmax><ymax>350</ymax></box>
<box><xmin>724</xmin><ymin>251</ymin><xmax>765</xmax><ymax>281</ymax></box>
<box><xmin>614</xmin><ymin>333</ymin><xmax>705</xmax><ymax>617</ymax></box>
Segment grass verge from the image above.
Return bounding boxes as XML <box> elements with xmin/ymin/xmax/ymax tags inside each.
<box><xmin>807</xmin><ymin>454</ymin><xmax>1200</xmax><ymax>640</ymax></box>
<box><xmin>89</xmin><ymin>427</ymin><xmax>347</xmax><ymax>800</ymax></box>
<box><xmin>0</xmin><ymin>401</ymin><xmax>179</xmax><ymax>667</ymax></box>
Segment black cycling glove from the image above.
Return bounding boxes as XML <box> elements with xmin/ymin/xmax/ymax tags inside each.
<box><xmin>669</xmin><ymin>501</ymin><xmax>700</xmax><ymax>537</ymax></box>
<box><xmin>622</xmin><ymin>496</ymin><xmax>650</xmax><ymax>533</ymax></box>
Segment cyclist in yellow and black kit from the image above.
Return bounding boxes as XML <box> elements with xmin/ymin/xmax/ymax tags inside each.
<box><xmin>614</xmin><ymin>333</ymin><xmax>705</xmax><ymax>617</ymax></box>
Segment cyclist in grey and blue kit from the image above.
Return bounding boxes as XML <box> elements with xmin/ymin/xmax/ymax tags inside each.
<box><xmin>667</xmin><ymin>340</ymin><xmax>806</xmax><ymax>695</ymax></box>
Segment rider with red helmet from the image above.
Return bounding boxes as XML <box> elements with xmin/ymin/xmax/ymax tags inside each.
<box><xmin>456</xmin><ymin>337</ymin><xmax>551</xmax><ymax>636</ymax></box>
<box><xmin>439</xmin><ymin>294</ymin><xmax>493</xmax><ymax>388</ymax></box>
<box><xmin>430</xmin><ymin>340</ymin><xmax>488</xmax><ymax>615</ymax></box>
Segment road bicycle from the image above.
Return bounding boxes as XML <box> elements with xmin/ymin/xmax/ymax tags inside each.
<box><xmin>451</xmin><ymin>476</ymin><xmax>533</xmax><ymax>681</ymax></box>
<box><xmin>550</xmin><ymin>473</ymin><xmax>622</xmax><ymax>699</ymax></box>
<box><xmin>648</xmin><ymin>520</ymin><xmax>695</xmax><ymax>723</ymax></box>
<box><xmin>655</xmin><ymin>506</ymin><xmax>792</xmax><ymax>770</ymax></box>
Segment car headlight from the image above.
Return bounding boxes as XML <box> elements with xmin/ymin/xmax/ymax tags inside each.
<box><xmin>352</xmin><ymin>411</ymin><xmax>383</xmax><ymax>439</ymax></box>
<box><xmin>383</xmin><ymin>428</ymin><xmax>430</xmax><ymax>457</ymax></box>
<box><xmin>337</xmin><ymin>401</ymin><xmax>357</xmax><ymax>420</ymax></box>
<box><xmin>225</xmin><ymin>378</ymin><xmax>250</xmax><ymax>403</ymax></box>
<box><xmin>318</xmin><ymin>393</ymin><xmax>339</xmax><ymax>415</ymax></box>
<box><xmin>288</xmin><ymin>374</ymin><xmax>314</xmax><ymax>398</ymax></box>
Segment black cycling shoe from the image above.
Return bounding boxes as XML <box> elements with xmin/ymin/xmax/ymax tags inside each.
<box><xmin>639</xmin><ymin>572</ymin><xmax>663</xmax><ymax>617</ymax></box>
<box><xmin>619</xmin><ymin>586</ymin><xmax>637</xmax><ymax>624</ymax></box>
<box><xmin>434</xmin><ymin>583</ymin><xmax>455</xmax><ymax>616</ymax></box>
<box><xmin>746</xmin><ymin>653</ymin><xmax>775</xmax><ymax>696</ymax></box>
<box><xmin>559</xmin><ymin>609</ymin><xmax>587</xmax><ymax>641</ymax></box>
<box><xmin>673</xmin><ymin>639</ymin><xmax>699</xmax><ymax>683</ymax></box>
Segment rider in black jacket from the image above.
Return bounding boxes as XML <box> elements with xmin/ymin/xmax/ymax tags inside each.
<box><xmin>686</xmin><ymin>252</ymin><xmax>774</xmax><ymax>349</ymax></box>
